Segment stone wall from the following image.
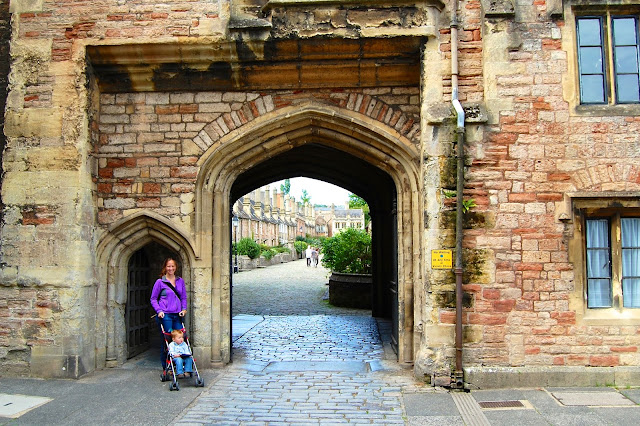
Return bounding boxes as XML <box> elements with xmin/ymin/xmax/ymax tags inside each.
<box><xmin>447</xmin><ymin>2</ymin><xmax>640</xmax><ymax>372</ymax></box>
<box><xmin>96</xmin><ymin>88</ymin><xmax>420</xmax><ymax>229</ymax></box>
<box><xmin>0</xmin><ymin>0</ymin><xmax>9</xmax><ymax>220</ymax></box>
<box><xmin>3</xmin><ymin>0</ymin><xmax>640</xmax><ymax>386</ymax></box>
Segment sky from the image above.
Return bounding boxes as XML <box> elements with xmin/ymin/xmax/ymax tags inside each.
<box><xmin>269</xmin><ymin>177</ymin><xmax>351</xmax><ymax>207</ymax></box>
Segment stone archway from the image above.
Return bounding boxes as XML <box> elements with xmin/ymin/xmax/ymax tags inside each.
<box><xmin>95</xmin><ymin>211</ymin><xmax>197</xmax><ymax>368</ymax></box>
<box><xmin>195</xmin><ymin>103</ymin><xmax>423</xmax><ymax>366</ymax></box>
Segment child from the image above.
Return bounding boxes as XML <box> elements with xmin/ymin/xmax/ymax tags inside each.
<box><xmin>168</xmin><ymin>329</ymin><xmax>193</xmax><ymax>378</ymax></box>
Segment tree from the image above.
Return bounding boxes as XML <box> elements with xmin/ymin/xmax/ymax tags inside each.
<box><xmin>348</xmin><ymin>193</ymin><xmax>371</xmax><ymax>231</ymax></box>
<box><xmin>301</xmin><ymin>189</ymin><xmax>311</xmax><ymax>205</ymax></box>
<box><xmin>293</xmin><ymin>240</ymin><xmax>308</xmax><ymax>259</ymax></box>
<box><xmin>280</xmin><ymin>178</ymin><xmax>291</xmax><ymax>195</ymax></box>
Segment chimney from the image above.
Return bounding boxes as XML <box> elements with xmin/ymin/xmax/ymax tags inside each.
<box><xmin>242</xmin><ymin>196</ymin><xmax>251</xmax><ymax>215</ymax></box>
<box><xmin>254</xmin><ymin>189</ymin><xmax>263</xmax><ymax>217</ymax></box>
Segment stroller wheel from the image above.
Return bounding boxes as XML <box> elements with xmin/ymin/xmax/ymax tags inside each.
<box><xmin>169</xmin><ymin>381</ymin><xmax>180</xmax><ymax>391</ymax></box>
<box><xmin>195</xmin><ymin>377</ymin><xmax>204</xmax><ymax>387</ymax></box>
<box><xmin>161</xmin><ymin>372</ymin><xmax>167</xmax><ymax>382</ymax></box>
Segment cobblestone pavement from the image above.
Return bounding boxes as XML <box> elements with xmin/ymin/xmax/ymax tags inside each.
<box><xmin>173</xmin><ymin>259</ymin><xmax>430</xmax><ymax>425</ymax></box>
<box><xmin>231</xmin><ymin>258</ymin><xmax>369</xmax><ymax>316</ymax></box>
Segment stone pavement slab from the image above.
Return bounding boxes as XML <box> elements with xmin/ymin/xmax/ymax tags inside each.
<box><xmin>0</xmin><ymin>366</ymin><xmax>219</xmax><ymax>425</ymax></box>
<box><xmin>5</xmin><ymin>260</ymin><xmax>640</xmax><ymax>425</ymax></box>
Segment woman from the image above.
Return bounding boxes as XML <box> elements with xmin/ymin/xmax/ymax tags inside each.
<box><xmin>150</xmin><ymin>258</ymin><xmax>187</xmax><ymax>367</ymax></box>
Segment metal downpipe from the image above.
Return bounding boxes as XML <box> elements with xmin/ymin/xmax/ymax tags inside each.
<box><xmin>451</xmin><ymin>8</ymin><xmax>466</xmax><ymax>389</ymax></box>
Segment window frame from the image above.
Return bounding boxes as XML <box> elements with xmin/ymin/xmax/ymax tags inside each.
<box><xmin>570</xmin><ymin>196</ymin><xmax>640</xmax><ymax>323</ymax></box>
<box><xmin>576</xmin><ymin>13</ymin><xmax>640</xmax><ymax>105</ymax></box>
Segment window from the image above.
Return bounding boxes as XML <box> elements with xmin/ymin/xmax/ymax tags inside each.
<box><xmin>577</xmin><ymin>14</ymin><xmax>640</xmax><ymax>104</ymax></box>
<box><xmin>585</xmin><ymin>215</ymin><xmax>640</xmax><ymax>308</ymax></box>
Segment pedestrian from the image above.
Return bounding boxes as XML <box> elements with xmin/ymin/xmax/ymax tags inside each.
<box><xmin>150</xmin><ymin>257</ymin><xmax>187</xmax><ymax>367</ymax></box>
<box><xmin>305</xmin><ymin>245</ymin><xmax>312</xmax><ymax>266</ymax></box>
<box><xmin>311</xmin><ymin>247</ymin><xmax>319</xmax><ymax>267</ymax></box>
<box><xmin>168</xmin><ymin>329</ymin><xmax>193</xmax><ymax>378</ymax></box>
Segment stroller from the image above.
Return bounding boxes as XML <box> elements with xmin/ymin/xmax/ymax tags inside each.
<box><xmin>160</xmin><ymin>323</ymin><xmax>204</xmax><ymax>391</ymax></box>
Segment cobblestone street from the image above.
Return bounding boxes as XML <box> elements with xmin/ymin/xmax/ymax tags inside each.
<box><xmin>231</xmin><ymin>258</ymin><xmax>369</xmax><ymax>316</ymax></box>
<box><xmin>174</xmin><ymin>259</ymin><xmax>428</xmax><ymax>425</ymax></box>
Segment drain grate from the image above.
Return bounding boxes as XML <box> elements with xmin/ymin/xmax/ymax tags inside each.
<box><xmin>478</xmin><ymin>400</ymin><xmax>525</xmax><ymax>409</ymax></box>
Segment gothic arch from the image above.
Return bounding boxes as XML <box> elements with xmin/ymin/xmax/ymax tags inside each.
<box><xmin>195</xmin><ymin>102</ymin><xmax>423</xmax><ymax>365</ymax></box>
<box><xmin>95</xmin><ymin>211</ymin><xmax>197</xmax><ymax>368</ymax></box>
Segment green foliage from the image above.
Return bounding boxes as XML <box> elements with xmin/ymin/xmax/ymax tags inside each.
<box><xmin>442</xmin><ymin>190</ymin><xmax>476</xmax><ymax>213</ymax></box>
<box><xmin>443</xmin><ymin>189</ymin><xmax>456</xmax><ymax>198</ymax></box>
<box><xmin>462</xmin><ymin>199</ymin><xmax>477</xmax><ymax>213</ymax></box>
<box><xmin>321</xmin><ymin>228</ymin><xmax>372</xmax><ymax>274</ymax></box>
<box><xmin>301</xmin><ymin>189</ymin><xmax>311</xmax><ymax>204</ymax></box>
<box><xmin>273</xmin><ymin>246</ymin><xmax>291</xmax><ymax>254</ymax></box>
<box><xmin>280</xmin><ymin>178</ymin><xmax>291</xmax><ymax>195</ymax></box>
<box><xmin>237</xmin><ymin>237</ymin><xmax>261</xmax><ymax>259</ymax></box>
<box><xmin>261</xmin><ymin>248</ymin><xmax>275</xmax><ymax>260</ymax></box>
<box><xmin>295</xmin><ymin>236</ymin><xmax>306</xmax><ymax>242</ymax></box>
<box><xmin>293</xmin><ymin>240</ymin><xmax>308</xmax><ymax>255</ymax></box>
<box><xmin>348</xmin><ymin>193</ymin><xmax>371</xmax><ymax>229</ymax></box>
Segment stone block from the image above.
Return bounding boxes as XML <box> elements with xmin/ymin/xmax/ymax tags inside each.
<box><xmin>464</xmin><ymin>366</ymin><xmax>618</xmax><ymax>389</ymax></box>
<box><xmin>328</xmin><ymin>273</ymin><xmax>372</xmax><ymax>309</ymax></box>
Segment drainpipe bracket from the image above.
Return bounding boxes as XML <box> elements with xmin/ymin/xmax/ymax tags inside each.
<box><xmin>451</xmin><ymin>370</ymin><xmax>465</xmax><ymax>389</ymax></box>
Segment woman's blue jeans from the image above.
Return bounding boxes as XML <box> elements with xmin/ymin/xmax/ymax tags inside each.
<box><xmin>158</xmin><ymin>312</ymin><xmax>184</xmax><ymax>333</ymax></box>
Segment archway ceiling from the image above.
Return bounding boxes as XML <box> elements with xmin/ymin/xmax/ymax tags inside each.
<box><xmin>86</xmin><ymin>36</ymin><xmax>424</xmax><ymax>92</ymax></box>
<box><xmin>230</xmin><ymin>142</ymin><xmax>395</xmax><ymax>210</ymax></box>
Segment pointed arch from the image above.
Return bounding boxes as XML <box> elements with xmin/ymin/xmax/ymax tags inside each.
<box><xmin>94</xmin><ymin>211</ymin><xmax>197</xmax><ymax>368</ymax></box>
<box><xmin>195</xmin><ymin>102</ymin><xmax>423</xmax><ymax>365</ymax></box>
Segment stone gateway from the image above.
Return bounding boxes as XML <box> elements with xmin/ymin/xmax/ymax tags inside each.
<box><xmin>2</xmin><ymin>0</ymin><xmax>640</xmax><ymax>388</ymax></box>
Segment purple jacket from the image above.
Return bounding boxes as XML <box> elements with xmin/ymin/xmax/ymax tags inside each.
<box><xmin>150</xmin><ymin>276</ymin><xmax>187</xmax><ymax>314</ymax></box>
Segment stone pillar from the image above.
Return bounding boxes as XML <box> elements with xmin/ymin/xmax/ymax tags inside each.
<box><xmin>1</xmin><ymin>3</ymin><xmax>98</xmax><ymax>377</ymax></box>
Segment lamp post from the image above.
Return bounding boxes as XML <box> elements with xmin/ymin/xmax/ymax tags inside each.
<box><xmin>232</xmin><ymin>215</ymin><xmax>239</xmax><ymax>273</ymax></box>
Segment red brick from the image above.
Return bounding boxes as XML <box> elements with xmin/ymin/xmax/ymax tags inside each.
<box><xmin>610</xmin><ymin>346</ymin><xmax>638</xmax><ymax>353</ymax></box>
<box><xmin>136</xmin><ymin>198</ymin><xmax>161</xmax><ymax>208</ymax></box>
<box><xmin>548</xmin><ymin>173</ymin><xmax>571</xmax><ymax>181</ymax></box>
<box><xmin>550</xmin><ymin>311</ymin><xmax>576</xmax><ymax>325</ymax></box>
<box><xmin>537</xmin><ymin>193</ymin><xmax>563</xmax><ymax>201</ymax></box>
<box><xmin>589</xmin><ymin>355</ymin><xmax>619</xmax><ymax>367</ymax></box>
<box><xmin>509</xmin><ymin>193</ymin><xmax>536</xmax><ymax>202</ymax></box>
<box><xmin>143</xmin><ymin>183</ymin><xmax>161</xmax><ymax>193</ymax></box>
<box><xmin>440</xmin><ymin>310</ymin><xmax>456</xmax><ymax>324</ymax></box>
<box><xmin>483</xmin><ymin>289</ymin><xmax>500</xmax><ymax>299</ymax></box>
<box><xmin>493</xmin><ymin>300</ymin><xmax>516</xmax><ymax>312</ymax></box>
<box><xmin>156</xmin><ymin>105</ymin><xmax>179</xmax><ymax>114</ymax></box>
<box><xmin>468</xmin><ymin>314</ymin><xmax>507</xmax><ymax>325</ymax></box>
<box><xmin>515</xmin><ymin>263</ymin><xmax>544</xmax><ymax>271</ymax></box>
<box><xmin>489</xmin><ymin>132</ymin><xmax>518</xmax><ymax>144</ymax></box>
<box><xmin>170</xmin><ymin>167</ymin><xmax>198</xmax><ymax>179</ymax></box>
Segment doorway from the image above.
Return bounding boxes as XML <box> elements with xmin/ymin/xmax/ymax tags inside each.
<box><xmin>196</xmin><ymin>104</ymin><xmax>422</xmax><ymax>366</ymax></box>
<box><xmin>230</xmin><ymin>143</ymin><xmax>399</xmax><ymax>354</ymax></box>
<box><xmin>125</xmin><ymin>242</ymin><xmax>181</xmax><ymax>359</ymax></box>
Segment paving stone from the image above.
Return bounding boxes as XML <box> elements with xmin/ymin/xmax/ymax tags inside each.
<box><xmin>172</xmin><ymin>260</ymin><xmax>433</xmax><ymax>425</ymax></box>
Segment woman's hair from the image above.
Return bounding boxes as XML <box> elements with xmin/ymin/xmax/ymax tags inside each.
<box><xmin>160</xmin><ymin>257</ymin><xmax>180</xmax><ymax>277</ymax></box>
<box><xmin>171</xmin><ymin>329</ymin><xmax>184</xmax><ymax>339</ymax></box>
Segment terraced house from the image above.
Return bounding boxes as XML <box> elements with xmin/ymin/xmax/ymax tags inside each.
<box><xmin>1</xmin><ymin>0</ymin><xmax>640</xmax><ymax>388</ymax></box>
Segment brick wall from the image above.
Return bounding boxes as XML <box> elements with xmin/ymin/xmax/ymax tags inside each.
<box><xmin>454</xmin><ymin>17</ymin><xmax>640</xmax><ymax>368</ymax></box>
<box><xmin>96</xmin><ymin>88</ymin><xmax>420</xmax><ymax>228</ymax></box>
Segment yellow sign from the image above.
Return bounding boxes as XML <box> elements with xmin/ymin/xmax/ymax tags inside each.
<box><xmin>431</xmin><ymin>250</ymin><xmax>453</xmax><ymax>269</ymax></box>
